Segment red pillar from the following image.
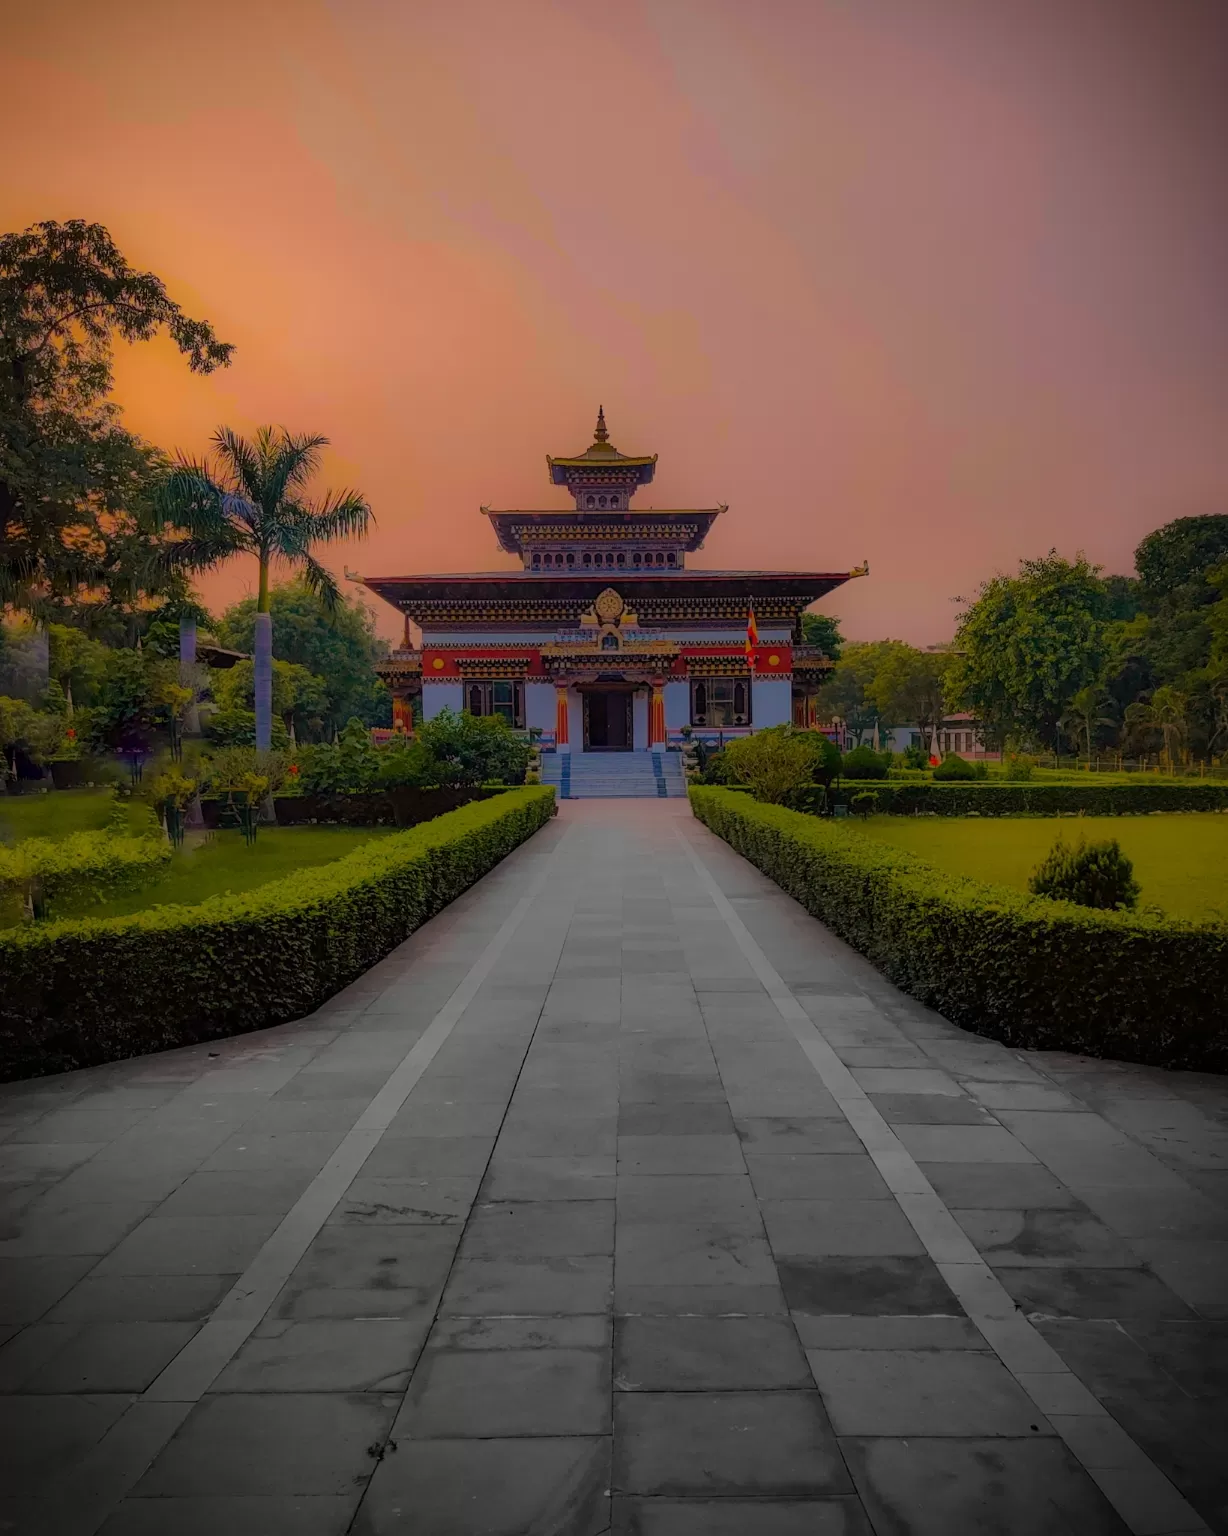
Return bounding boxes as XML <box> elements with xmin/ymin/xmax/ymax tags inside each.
<box><xmin>555</xmin><ymin>685</ymin><xmax>570</xmax><ymax>749</ymax></box>
<box><xmin>649</xmin><ymin>679</ymin><xmax>667</xmax><ymax>748</ymax></box>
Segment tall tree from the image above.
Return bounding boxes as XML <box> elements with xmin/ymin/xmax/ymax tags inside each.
<box><xmin>216</xmin><ymin>578</ymin><xmax>390</xmax><ymax>733</ymax></box>
<box><xmin>156</xmin><ymin>427</ymin><xmax>372</xmax><ymax>751</ymax></box>
<box><xmin>868</xmin><ymin>646</ymin><xmax>949</xmax><ymax>758</ymax></box>
<box><xmin>0</xmin><ymin>218</ymin><xmax>231</xmax><ymax>611</ymax></box>
<box><xmin>947</xmin><ymin>553</ymin><xmax>1112</xmax><ymax>749</ymax></box>
<box><xmin>800</xmin><ymin>611</ymin><xmax>844</xmax><ymax>661</ymax></box>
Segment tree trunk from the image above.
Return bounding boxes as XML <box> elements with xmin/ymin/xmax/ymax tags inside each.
<box><xmin>254</xmin><ymin>609</ymin><xmax>273</xmax><ymax>754</ymax></box>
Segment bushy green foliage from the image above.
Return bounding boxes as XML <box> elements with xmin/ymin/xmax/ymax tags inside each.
<box><xmin>840</xmin><ymin>745</ymin><xmax>891</xmax><ymax>780</ymax></box>
<box><xmin>793</xmin><ymin>780</ymin><xmax>1228</xmax><ymax>818</ymax></box>
<box><xmin>932</xmin><ymin>752</ymin><xmax>981</xmax><ymax>781</ymax></box>
<box><xmin>0</xmin><ymin>829</ymin><xmax>170</xmax><ymax>918</ymax></box>
<box><xmin>0</xmin><ymin>787</ymin><xmax>555</xmax><ymax>1078</ymax></box>
<box><xmin>295</xmin><ymin>719</ymin><xmax>380</xmax><ymax>793</ymax></box>
<box><xmin>416</xmin><ymin>709</ymin><xmax>529</xmax><ymax>790</ymax></box>
<box><xmin>900</xmin><ymin>743</ymin><xmax>930</xmax><ymax>770</ymax></box>
<box><xmin>1029</xmin><ymin>837</ymin><xmax>1140</xmax><ymax>910</ymax></box>
<box><xmin>850</xmin><ymin>790</ymin><xmax>880</xmax><ymax>817</ymax></box>
<box><xmin>0</xmin><ymin>696</ymin><xmax>65</xmax><ymax>781</ymax></box>
<box><xmin>1002</xmin><ymin>753</ymin><xmax>1036</xmax><ymax>781</ymax></box>
<box><xmin>690</xmin><ymin>788</ymin><xmax>1227</xmax><ymax>1070</ymax></box>
<box><xmin>213</xmin><ymin>658</ymin><xmax>330</xmax><ymax>741</ymax></box>
<box><xmin>722</xmin><ymin>726</ymin><xmax>836</xmax><ymax>804</ymax></box>
<box><xmin>698</xmin><ymin>749</ymin><xmax>735</xmax><ymax>784</ymax></box>
<box><xmin>204</xmin><ymin>706</ymin><xmax>291</xmax><ymax>751</ymax></box>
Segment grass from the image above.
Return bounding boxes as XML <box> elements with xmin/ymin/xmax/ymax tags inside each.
<box><xmin>44</xmin><ymin>826</ymin><xmax>396</xmax><ymax>922</ymax></box>
<box><xmin>0</xmin><ymin>787</ymin><xmax>129</xmax><ymax>843</ymax></box>
<box><xmin>852</xmin><ymin>813</ymin><xmax>1228</xmax><ymax>921</ymax></box>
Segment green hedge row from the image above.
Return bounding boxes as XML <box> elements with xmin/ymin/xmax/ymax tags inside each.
<box><xmin>0</xmin><ymin>831</ymin><xmax>170</xmax><ymax>910</ymax></box>
<box><xmin>0</xmin><ymin>787</ymin><xmax>556</xmax><ymax>1081</ymax></box>
<box><xmin>795</xmin><ymin>780</ymin><xmax>1228</xmax><ymax>817</ymax></box>
<box><xmin>690</xmin><ymin>787</ymin><xmax>1228</xmax><ymax>1071</ymax></box>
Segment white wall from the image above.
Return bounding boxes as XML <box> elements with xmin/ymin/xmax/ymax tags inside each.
<box><xmin>751</xmin><ymin>677</ymin><xmax>792</xmax><ymax>729</ymax></box>
<box><xmin>567</xmin><ymin>689</ymin><xmax>583</xmax><ymax>750</ymax></box>
<box><xmin>421</xmin><ymin>682</ymin><xmax>464</xmax><ymax>719</ymax></box>
<box><xmin>633</xmin><ymin>691</ymin><xmax>649</xmax><ymax>749</ymax></box>
<box><xmin>663</xmin><ymin>680</ymin><xmax>690</xmax><ymax>729</ymax></box>
<box><xmin>524</xmin><ymin>682</ymin><xmax>556</xmax><ymax>733</ymax></box>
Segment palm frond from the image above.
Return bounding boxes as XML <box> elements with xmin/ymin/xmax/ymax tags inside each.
<box><xmin>296</xmin><ymin>551</ymin><xmax>342</xmax><ymax>612</ymax></box>
<box><xmin>210</xmin><ymin>426</ymin><xmax>264</xmax><ymax>505</ymax></box>
<box><xmin>154</xmin><ymin>460</ymin><xmax>233</xmax><ymax>535</ymax></box>
<box><xmin>262</xmin><ymin>429</ymin><xmax>329</xmax><ymax>514</ymax></box>
<box><xmin>300</xmin><ymin>488</ymin><xmax>373</xmax><ymax>543</ymax></box>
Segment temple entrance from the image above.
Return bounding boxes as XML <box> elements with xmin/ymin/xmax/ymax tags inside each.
<box><xmin>584</xmin><ymin>690</ymin><xmax>632</xmax><ymax>751</ymax></box>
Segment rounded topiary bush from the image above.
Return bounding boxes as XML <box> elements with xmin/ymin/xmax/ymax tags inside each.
<box><xmin>850</xmin><ymin>790</ymin><xmax>880</xmax><ymax>817</ymax></box>
<box><xmin>841</xmin><ymin>745</ymin><xmax>891</xmax><ymax>780</ymax></box>
<box><xmin>1028</xmin><ymin>836</ymin><xmax>1141</xmax><ymax>910</ymax></box>
<box><xmin>933</xmin><ymin>752</ymin><xmax>979</xmax><ymax>781</ymax></box>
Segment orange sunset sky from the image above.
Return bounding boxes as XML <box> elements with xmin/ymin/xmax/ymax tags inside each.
<box><xmin>5</xmin><ymin>0</ymin><xmax>1227</xmax><ymax>644</ymax></box>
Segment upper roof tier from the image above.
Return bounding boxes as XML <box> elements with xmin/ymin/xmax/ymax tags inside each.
<box><xmin>483</xmin><ymin>507</ymin><xmax>725</xmax><ymax>555</ymax></box>
<box><xmin>546</xmin><ymin>407</ymin><xmax>658</xmax><ymax>504</ymax></box>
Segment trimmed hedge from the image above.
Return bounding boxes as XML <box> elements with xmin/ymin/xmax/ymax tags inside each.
<box><xmin>0</xmin><ymin>831</ymin><xmax>170</xmax><ymax>911</ymax></box>
<box><xmin>0</xmin><ymin>787</ymin><xmax>556</xmax><ymax>1081</ymax></box>
<box><xmin>794</xmin><ymin>780</ymin><xmax>1228</xmax><ymax>817</ymax></box>
<box><xmin>690</xmin><ymin>787</ymin><xmax>1228</xmax><ymax>1071</ymax></box>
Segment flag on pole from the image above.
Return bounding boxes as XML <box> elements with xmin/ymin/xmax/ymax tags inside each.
<box><xmin>745</xmin><ymin>606</ymin><xmax>759</xmax><ymax>670</ymax></box>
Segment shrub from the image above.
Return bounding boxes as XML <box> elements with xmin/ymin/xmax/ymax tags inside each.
<box><xmin>203</xmin><ymin>706</ymin><xmax>291</xmax><ymax>751</ymax></box>
<box><xmin>0</xmin><ymin>786</ymin><xmax>556</xmax><ymax>1079</ymax></box>
<box><xmin>850</xmin><ymin>790</ymin><xmax>880</xmax><ymax>817</ymax></box>
<box><xmin>1029</xmin><ymin>837</ymin><xmax>1141</xmax><ymax>910</ymax></box>
<box><xmin>689</xmin><ymin>787</ymin><xmax>1228</xmax><ymax>1071</ymax></box>
<box><xmin>1002</xmin><ymin>753</ymin><xmax>1036</xmax><ymax>782</ymax></box>
<box><xmin>840</xmin><ymin>745</ymin><xmax>891</xmax><ymax>780</ymax></box>
<box><xmin>417</xmin><ymin>709</ymin><xmax>529</xmax><ymax>789</ymax></box>
<box><xmin>791</xmin><ymin>780</ymin><xmax>1228</xmax><ymax>818</ymax></box>
<box><xmin>933</xmin><ymin>752</ymin><xmax>978</xmax><ymax>781</ymax></box>
<box><xmin>0</xmin><ymin>830</ymin><xmax>171</xmax><ymax>920</ymax></box>
<box><xmin>699</xmin><ymin>749</ymin><xmax>734</xmax><ymax>784</ymax></box>
<box><xmin>900</xmin><ymin>743</ymin><xmax>930</xmax><ymax>770</ymax></box>
<box><xmin>723</xmin><ymin>726</ymin><xmax>836</xmax><ymax>804</ymax></box>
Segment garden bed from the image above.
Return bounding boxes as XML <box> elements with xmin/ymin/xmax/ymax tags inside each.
<box><xmin>690</xmin><ymin>787</ymin><xmax>1228</xmax><ymax>1072</ymax></box>
<box><xmin>798</xmin><ymin>780</ymin><xmax>1228</xmax><ymax>817</ymax></box>
<box><xmin>0</xmin><ymin>786</ymin><xmax>555</xmax><ymax>1080</ymax></box>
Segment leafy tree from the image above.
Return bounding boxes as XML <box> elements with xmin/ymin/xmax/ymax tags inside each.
<box><xmin>213</xmin><ymin>658</ymin><xmax>329</xmax><ymax>741</ymax></box>
<box><xmin>156</xmin><ymin>427</ymin><xmax>372</xmax><ymax>751</ymax></box>
<box><xmin>1135</xmin><ymin>515</ymin><xmax>1228</xmax><ymax>612</ymax></box>
<box><xmin>867</xmin><ymin>646</ymin><xmax>949</xmax><ymax>758</ymax></box>
<box><xmin>416</xmin><ymin>709</ymin><xmax>528</xmax><ymax>790</ymax></box>
<box><xmin>215</xmin><ymin>579</ymin><xmax>390</xmax><ymax>733</ymax></box>
<box><xmin>800</xmin><ymin>611</ymin><xmax>844</xmax><ymax>660</ymax></box>
<box><xmin>0</xmin><ymin>696</ymin><xmax>63</xmax><ymax>784</ymax></box>
<box><xmin>816</xmin><ymin>641</ymin><xmax>906</xmax><ymax>745</ymax></box>
<box><xmin>0</xmin><ymin>218</ymin><xmax>231</xmax><ymax>611</ymax></box>
<box><xmin>947</xmin><ymin>553</ymin><xmax>1112</xmax><ymax>749</ymax></box>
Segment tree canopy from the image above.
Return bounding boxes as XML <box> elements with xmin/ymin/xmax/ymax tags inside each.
<box><xmin>0</xmin><ymin>218</ymin><xmax>232</xmax><ymax>614</ymax></box>
<box><xmin>215</xmin><ymin>579</ymin><xmax>390</xmax><ymax>732</ymax></box>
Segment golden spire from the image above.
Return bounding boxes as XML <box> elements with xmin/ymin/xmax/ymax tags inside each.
<box><xmin>593</xmin><ymin>405</ymin><xmax>609</xmax><ymax>444</ymax></box>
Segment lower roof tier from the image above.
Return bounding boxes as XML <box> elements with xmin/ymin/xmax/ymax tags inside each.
<box><xmin>362</xmin><ymin>570</ymin><xmax>859</xmax><ymax>630</ymax></box>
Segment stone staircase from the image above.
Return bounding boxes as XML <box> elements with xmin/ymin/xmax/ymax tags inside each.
<box><xmin>541</xmin><ymin>750</ymin><xmax>687</xmax><ymax>799</ymax></box>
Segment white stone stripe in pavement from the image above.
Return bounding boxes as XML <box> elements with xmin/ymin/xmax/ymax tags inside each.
<box><xmin>39</xmin><ymin>817</ymin><xmax>573</xmax><ymax>1536</ymax></box>
<box><xmin>676</xmin><ymin>818</ymin><xmax>1211</xmax><ymax>1536</ymax></box>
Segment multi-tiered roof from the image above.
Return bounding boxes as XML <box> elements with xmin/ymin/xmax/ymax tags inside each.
<box><xmin>362</xmin><ymin>410</ymin><xmax>862</xmax><ymax>634</ymax></box>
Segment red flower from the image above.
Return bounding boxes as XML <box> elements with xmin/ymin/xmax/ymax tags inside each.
<box><xmin>288</xmin><ymin>763</ymin><xmax>300</xmax><ymax>775</ymax></box>
<box><xmin>65</xmin><ymin>728</ymin><xmax>76</xmax><ymax>740</ymax></box>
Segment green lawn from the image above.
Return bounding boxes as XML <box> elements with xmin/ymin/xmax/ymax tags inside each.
<box><xmin>0</xmin><ymin>787</ymin><xmax>129</xmax><ymax>843</ymax></box>
<box><xmin>852</xmin><ymin>814</ymin><xmax>1228</xmax><ymax>920</ymax></box>
<box><xmin>45</xmin><ymin>826</ymin><xmax>396</xmax><ymax>922</ymax></box>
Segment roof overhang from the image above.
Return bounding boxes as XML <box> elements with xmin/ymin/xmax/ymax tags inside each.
<box><xmin>483</xmin><ymin>507</ymin><xmax>725</xmax><ymax>554</ymax></box>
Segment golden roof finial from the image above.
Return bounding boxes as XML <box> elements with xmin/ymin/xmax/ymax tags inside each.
<box><xmin>593</xmin><ymin>405</ymin><xmax>609</xmax><ymax>444</ymax></box>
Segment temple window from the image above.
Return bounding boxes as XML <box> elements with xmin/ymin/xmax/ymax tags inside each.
<box><xmin>566</xmin><ymin>552</ymin><xmax>575</xmax><ymax>566</ymax></box>
<box><xmin>690</xmin><ymin>677</ymin><xmax>751</xmax><ymax>728</ymax></box>
<box><xmin>616</xmin><ymin>552</ymin><xmax>625</xmax><ymax>566</ymax></box>
<box><xmin>667</xmin><ymin>552</ymin><xmax>677</xmax><ymax>566</ymax></box>
<box><xmin>601</xmin><ymin>633</ymin><xmax>619</xmax><ymax>651</ymax></box>
<box><xmin>598</xmin><ymin>495</ymin><xmax>607</xmax><ymax>508</ymax></box>
<box><xmin>633</xmin><ymin>552</ymin><xmax>642</xmax><ymax>565</ymax></box>
<box><xmin>586</xmin><ymin>495</ymin><xmax>596</xmax><ymax>507</ymax></box>
<box><xmin>465</xmin><ymin>680</ymin><xmax>524</xmax><ymax>728</ymax></box>
<box><xmin>532</xmin><ymin>553</ymin><xmax>540</xmax><ymax>568</ymax></box>
<box><xmin>582</xmin><ymin>552</ymin><xmax>591</xmax><ymax>567</ymax></box>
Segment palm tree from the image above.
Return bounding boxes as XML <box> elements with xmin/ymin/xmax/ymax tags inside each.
<box><xmin>1060</xmin><ymin>684</ymin><xmax>1114</xmax><ymax>761</ymax></box>
<box><xmin>156</xmin><ymin>426</ymin><xmax>371</xmax><ymax>751</ymax></box>
<box><xmin>1125</xmin><ymin>685</ymin><xmax>1191</xmax><ymax>770</ymax></box>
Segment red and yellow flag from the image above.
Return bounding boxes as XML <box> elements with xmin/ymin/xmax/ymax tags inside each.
<box><xmin>745</xmin><ymin>606</ymin><xmax>759</xmax><ymax>670</ymax></box>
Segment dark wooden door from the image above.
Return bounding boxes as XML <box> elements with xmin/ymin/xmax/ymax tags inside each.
<box><xmin>586</xmin><ymin>692</ymin><xmax>631</xmax><ymax>750</ymax></box>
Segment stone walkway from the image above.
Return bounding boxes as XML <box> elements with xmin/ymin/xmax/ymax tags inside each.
<box><xmin>0</xmin><ymin>799</ymin><xmax>1225</xmax><ymax>1535</ymax></box>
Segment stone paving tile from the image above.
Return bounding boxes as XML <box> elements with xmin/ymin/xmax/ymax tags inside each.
<box><xmin>613</xmin><ymin>1391</ymin><xmax>851</xmax><ymax>1498</ymax></box>
<box><xmin>354</xmin><ymin>1436</ymin><xmax>611</xmax><ymax>1535</ymax></box>
<box><xmin>3</xmin><ymin>801</ymin><xmax>1226</xmax><ymax>1534</ymax></box>
<box><xmin>840</xmin><ymin>1437</ymin><xmax>1129</xmax><ymax>1534</ymax></box>
<box><xmin>99</xmin><ymin>1495</ymin><xmax>360</xmax><ymax>1535</ymax></box>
